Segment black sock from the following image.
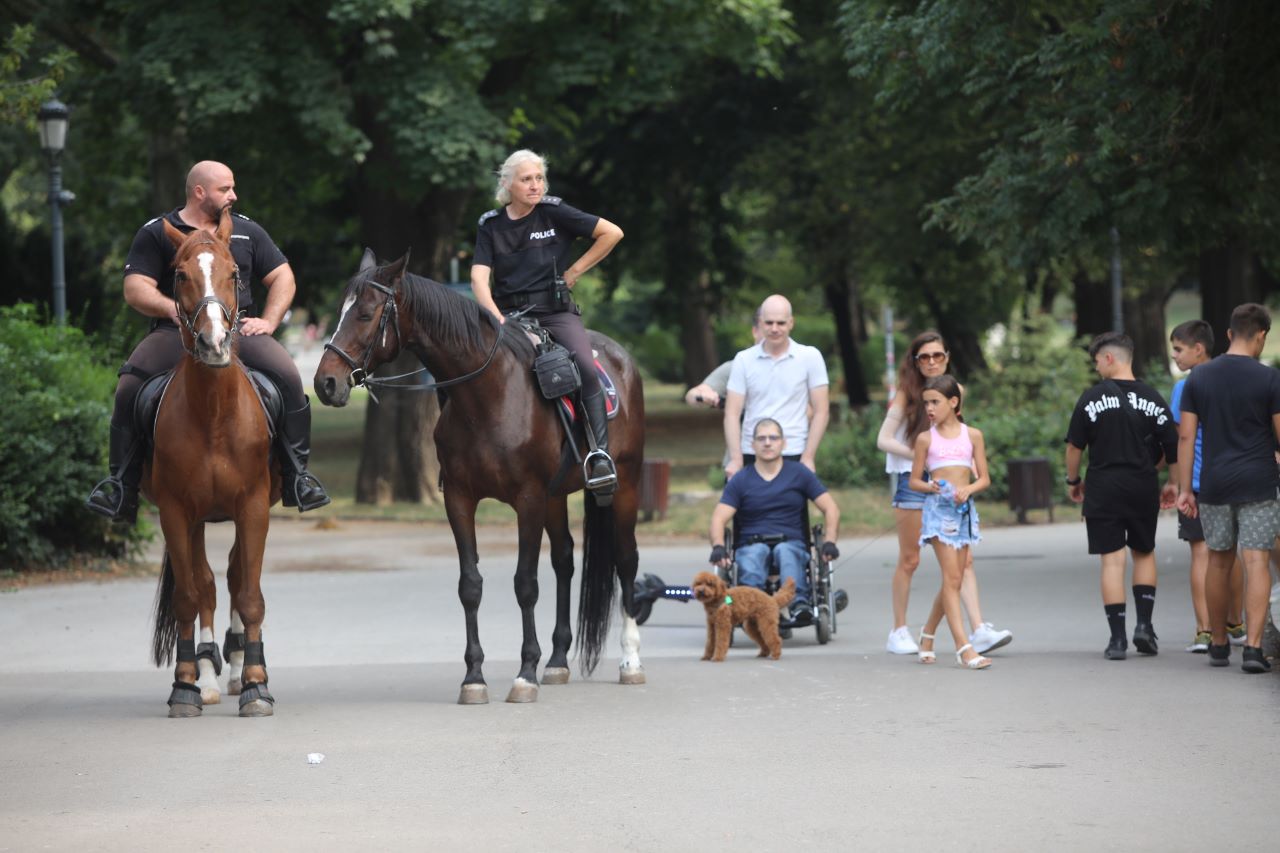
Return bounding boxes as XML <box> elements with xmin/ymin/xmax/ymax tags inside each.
<box><xmin>1133</xmin><ymin>585</ymin><xmax>1155</xmax><ymax>625</ymax></box>
<box><xmin>1105</xmin><ymin>603</ymin><xmax>1126</xmax><ymax>642</ymax></box>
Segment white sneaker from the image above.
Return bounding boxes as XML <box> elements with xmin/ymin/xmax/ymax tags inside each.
<box><xmin>886</xmin><ymin>626</ymin><xmax>919</xmax><ymax>654</ymax></box>
<box><xmin>969</xmin><ymin>622</ymin><xmax>1013</xmax><ymax>654</ymax></box>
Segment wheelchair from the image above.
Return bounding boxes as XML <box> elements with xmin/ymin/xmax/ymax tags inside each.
<box><xmin>717</xmin><ymin>516</ymin><xmax>842</xmax><ymax>645</ymax></box>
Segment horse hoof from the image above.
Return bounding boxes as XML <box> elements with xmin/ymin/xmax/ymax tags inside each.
<box><xmin>239</xmin><ymin>699</ymin><xmax>275</xmax><ymax>717</ymax></box>
<box><xmin>541</xmin><ymin>667</ymin><xmax>570</xmax><ymax>685</ymax></box>
<box><xmin>505</xmin><ymin>679</ymin><xmax>539</xmax><ymax>703</ymax></box>
<box><xmin>227</xmin><ymin>679</ymin><xmax>243</xmax><ymax>696</ymax></box>
<box><xmin>458</xmin><ymin>684</ymin><xmax>489</xmax><ymax>705</ymax></box>
<box><xmin>200</xmin><ymin>688</ymin><xmax>221</xmax><ymax>705</ymax></box>
<box><xmin>619</xmin><ymin>668</ymin><xmax>646</xmax><ymax>685</ymax></box>
<box><xmin>168</xmin><ymin>703</ymin><xmax>202</xmax><ymax>718</ymax></box>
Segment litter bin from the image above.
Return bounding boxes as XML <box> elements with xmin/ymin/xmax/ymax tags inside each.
<box><xmin>1006</xmin><ymin>457</ymin><xmax>1054</xmax><ymax>524</ymax></box>
<box><xmin>639</xmin><ymin>458</ymin><xmax>671</xmax><ymax>522</ymax></box>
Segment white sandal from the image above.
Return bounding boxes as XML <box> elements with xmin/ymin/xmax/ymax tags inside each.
<box><xmin>956</xmin><ymin>643</ymin><xmax>991</xmax><ymax>670</ymax></box>
<box><xmin>917</xmin><ymin>629</ymin><xmax>936</xmax><ymax>664</ymax></box>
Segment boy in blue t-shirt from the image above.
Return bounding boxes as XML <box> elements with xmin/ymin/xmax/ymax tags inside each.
<box><xmin>1169</xmin><ymin>320</ymin><xmax>1245</xmax><ymax>653</ymax></box>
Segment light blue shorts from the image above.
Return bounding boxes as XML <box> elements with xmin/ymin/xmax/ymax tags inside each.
<box><xmin>891</xmin><ymin>472</ymin><xmax>927</xmax><ymax>510</ymax></box>
<box><xmin>919</xmin><ymin>481</ymin><xmax>981</xmax><ymax>549</ymax></box>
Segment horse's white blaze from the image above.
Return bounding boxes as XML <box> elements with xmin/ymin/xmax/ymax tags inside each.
<box><xmin>333</xmin><ymin>293</ymin><xmax>357</xmax><ymax>339</ymax></box>
<box><xmin>619</xmin><ymin>614</ymin><xmax>642</xmax><ymax>674</ymax></box>
<box><xmin>196</xmin><ymin>251</ymin><xmax>226</xmax><ymax>349</ymax></box>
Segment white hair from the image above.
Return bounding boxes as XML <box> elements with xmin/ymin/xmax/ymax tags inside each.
<box><xmin>495</xmin><ymin>149</ymin><xmax>548</xmax><ymax>205</ymax></box>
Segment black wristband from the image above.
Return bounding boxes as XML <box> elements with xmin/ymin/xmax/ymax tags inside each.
<box><xmin>1065</xmin><ymin>476</ymin><xmax>1081</xmax><ymax>486</ymax></box>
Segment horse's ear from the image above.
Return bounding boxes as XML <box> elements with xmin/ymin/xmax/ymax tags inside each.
<box><xmin>162</xmin><ymin>218</ymin><xmax>185</xmax><ymax>250</ymax></box>
<box><xmin>384</xmin><ymin>249</ymin><xmax>411</xmax><ymax>284</ymax></box>
<box><xmin>358</xmin><ymin>248</ymin><xmax>377</xmax><ymax>274</ymax></box>
<box><xmin>215</xmin><ymin>206</ymin><xmax>233</xmax><ymax>243</ymax></box>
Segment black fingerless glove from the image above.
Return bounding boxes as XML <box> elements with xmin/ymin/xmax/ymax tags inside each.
<box><xmin>820</xmin><ymin>542</ymin><xmax>839</xmax><ymax>561</ymax></box>
<box><xmin>709</xmin><ymin>545</ymin><xmax>727</xmax><ymax>564</ymax></box>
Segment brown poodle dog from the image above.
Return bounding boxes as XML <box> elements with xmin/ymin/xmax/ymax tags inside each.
<box><xmin>692</xmin><ymin>571</ymin><xmax>796</xmax><ymax>662</ymax></box>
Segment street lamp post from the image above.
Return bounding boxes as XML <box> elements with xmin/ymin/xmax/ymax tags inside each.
<box><xmin>38</xmin><ymin>98</ymin><xmax>74</xmax><ymax>325</ymax></box>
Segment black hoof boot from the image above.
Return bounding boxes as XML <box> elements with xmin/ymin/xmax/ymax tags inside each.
<box><xmin>167</xmin><ymin>681</ymin><xmax>204</xmax><ymax>718</ymax></box>
<box><xmin>238</xmin><ymin>682</ymin><xmax>275</xmax><ymax>716</ymax></box>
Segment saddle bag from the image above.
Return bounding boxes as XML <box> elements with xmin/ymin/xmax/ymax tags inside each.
<box><xmin>533</xmin><ymin>344</ymin><xmax>581</xmax><ymax>400</ymax></box>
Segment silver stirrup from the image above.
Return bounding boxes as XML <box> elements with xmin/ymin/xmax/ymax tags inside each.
<box><xmin>583</xmin><ymin>450</ymin><xmax>618</xmax><ymax>492</ymax></box>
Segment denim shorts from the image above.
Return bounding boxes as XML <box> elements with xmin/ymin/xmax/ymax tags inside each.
<box><xmin>890</xmin><ymin>472</ymin><xmax>927</xmax><ymax>510</ymax></box>
<box><xmin>919</xmin><ymin>481</ymin><xmax>981</xmax><ymax>549</ymax></box>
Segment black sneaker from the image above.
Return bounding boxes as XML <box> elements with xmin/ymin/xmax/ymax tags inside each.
<box><xmin>1132</xmin><ymin>623</ymin><xmax>1159</xmax><ymax>655</ymax></box>
<box><xmin>1104</xmin><ymin>636</ymin><xmax>1127</xmax><ymax>660</ymax></box>
<box><xmin>1208</xmin><ymin>643</ymin><xmax>1231</xmax><ymax>667</ymax></box>
<box><xmin>789</xmin><ymin>603</ymin><xmax>814</xmax><ymax>628</ymax></box>
<box><xmin>1241</xmin><ymin>646</ymin><xmax>1271</xmax><ymax>674</ymax></box>
<box><xmin>834</xmin><ymin>589</ymin><xmax>849</xmax><ymax>613</ymax></box>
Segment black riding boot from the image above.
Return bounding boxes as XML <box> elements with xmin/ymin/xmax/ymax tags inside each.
<box><xmin>278</xmin><ymin>400</ymin><xmax>331</xmax><ymax>512</ymax></box>
<box><xmin>582</xmin><ymin>389</ymin><xmax>617</xmax><ymax>495</ymax></box>
<box><xmin>85</xmin><ymin>422</ymin><xmax>142</xmax><ymax>524</ymax></box>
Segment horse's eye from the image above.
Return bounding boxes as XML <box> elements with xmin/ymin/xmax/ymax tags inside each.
<box><xmin>358</xmin><ymin>314</ymin><xmax>373</xmax><ymax>322</ymax></box>
<box><xmin>174</xmin><ymin>271</ymin><xmax>187</xmax><ymax>282</ymax></box>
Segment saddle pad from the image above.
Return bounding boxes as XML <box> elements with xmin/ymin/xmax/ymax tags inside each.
<box><xmin>134</xmin><ymin>366</ymin><xmax>282</xmax><ymax>444</ymax></box>
<box><xmin>557</xmin><ymin>359</ymin><xmax>619</xmax><ymax>423</ymax></box>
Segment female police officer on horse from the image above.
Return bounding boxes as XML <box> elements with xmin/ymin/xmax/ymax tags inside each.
<box><xmin>470</xmin><ymin>149</ymin><xmax>625</xmax><ymax>491</ymax></box>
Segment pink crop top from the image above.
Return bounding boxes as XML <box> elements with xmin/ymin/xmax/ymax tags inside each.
<box><xmin>926</xmin><ymin>424</ymin><xmax>973</xmax><ymax>472</ymax></box>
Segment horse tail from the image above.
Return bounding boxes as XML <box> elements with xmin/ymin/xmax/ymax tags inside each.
<box><xmin>576</xmin><ymin>490</ymin><xmax>617</xmax><ymax>675</ymax></box>
<box><xmin>151</xmin><ymin>551</ymin><xmax>178</xmax><ymax>668</ymax></box>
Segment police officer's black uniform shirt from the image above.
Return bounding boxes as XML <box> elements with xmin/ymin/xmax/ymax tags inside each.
<box><xmin>123</xmin><ymin>208</ymin><xmax>288</xmax><ymax>318</ymax></box>
<box><xmin>1065</xmin><ymin>378</ymin><xmax>1178</xmax><ymax>517</ymax></box>
<box><xmin>472</xmin><ymin>197</ymin><xmax>599</xmax><ymax>299</ymax></box>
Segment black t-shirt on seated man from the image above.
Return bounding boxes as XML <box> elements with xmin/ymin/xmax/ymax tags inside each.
<box><xmin>122</xmin><ymin>208</ymin><xmax>288</xmax><ymax>317</ymax></box>
<box><xmin>472</xmin><ymin>197</ymin><xmax>599</xmax><ymax>299</ymax></box>
<box><xmin>1180</xmin><ymin>354</ymin><xmax>1280</xmax><ymax>505</ymax></box>
<box><xmin>1066</xmin><ymin>378</ymin><xmax>1178</xmax><ymax>517</ymax></box>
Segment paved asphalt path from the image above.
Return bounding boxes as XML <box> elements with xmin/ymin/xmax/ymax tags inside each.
<box><xmin>2</xmin><ymin>514</ymin><xmax>1277</xmax><ymax>852</ymax></box>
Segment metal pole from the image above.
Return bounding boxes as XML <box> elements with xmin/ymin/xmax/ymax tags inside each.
<box><xmin>1110</xmin><ymin>226</ymin><xmax>1123</xmax><ymax>333</ymax></box>
<box><xmin>883</xmin><ymin>305</ymin><xmax>895</xmax><ymax>400</ymax></box>
<box><xmin>49</xmin><ymin>157</ymin><xmax>66</xmax><ymax>325</ymax></box>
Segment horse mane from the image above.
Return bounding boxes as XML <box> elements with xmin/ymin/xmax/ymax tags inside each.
<box><xmin>355</xmin><ymin>268</ymin><xmax>535</xmax><ymax>362</ymax></box>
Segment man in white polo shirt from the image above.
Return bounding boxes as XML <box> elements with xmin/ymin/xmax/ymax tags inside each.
<box><xmin>724</xmin><ymin>294</ymin><xmax>830</xmax><ymax>478</ymax></box>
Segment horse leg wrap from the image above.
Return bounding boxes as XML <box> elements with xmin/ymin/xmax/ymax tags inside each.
<box><xmin>223</xmin><ymin>629</ymin><xmax>245</xmax><ymax>662</ymax></box>
<box><xmin>176</xmin><ymin>638</ymin><xmax>197</xmax><ymax>663</ymax></box>
<box><xmin>167</xmin><ymin>680</ymin><xmax>203</xmax><ymax>710</ymax></box>
<box><xmin>238</xmin><ymin>682</ymin><xmax>275</xmax><ymax>709</ymax></box>
<box><xmin>242</xmin><ymin>640</ymin><xmax>266</xmax><ymax>669</ymax></box>
<box><xmin>196</xmin><ymin>641</ymin><xmax>223</xmax><ymax>677</ymax></box>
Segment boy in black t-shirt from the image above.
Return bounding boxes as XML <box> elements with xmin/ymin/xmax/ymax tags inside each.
<box><xmin>1176</xmin><ymin>303</ymin><xmax>1280</xmax><ymax>674</ymax></box>
<box><xmin>1065</xmin><ymin>332</ymin><xmax>1179</xmax><ymax>660</ymax></box>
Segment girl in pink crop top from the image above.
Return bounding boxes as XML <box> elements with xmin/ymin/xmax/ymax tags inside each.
<box><xmin>907</xmin><ymin>374</ymin><xmax>995</xmax><ymax>669</ymax></box>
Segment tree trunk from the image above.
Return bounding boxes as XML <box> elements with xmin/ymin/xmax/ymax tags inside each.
<box><xmin>677</xmin><ymin>270</ymin><xmax>719</xmax><ymax>387</ymax></box>
<box><xmin>1199</xmin><ymin>244</ymin><xmax>1269</xmax><ymax>354</ymax></box>
<box><xmin>354</xmin><ymin>350</ymin><xmax>442</xmax><ymax>505</ymax></box>
<box><xmin>825</xmin><ymin>273</ymin><xmax>870</xmax><ymax>408</ymax></box>
<box><xmin>1072</xmin><ymin>269</ymin><xmax>1111</xmax><ymax>340</ymax></box>
<box><xmin>1124</xmin><ymin>285</ymin><xmax>1173</xmax><ymax>378</ymax></box>
<box><xmin>922</xmin><ymin>289</ymin><xmax>987</xmax><ymax>379</ymax></box>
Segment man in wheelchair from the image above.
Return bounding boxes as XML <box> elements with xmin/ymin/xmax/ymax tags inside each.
<box><xmin>708</xmin><ymin>418</ymin><xmax>840</xmax><ymax>628</ymax></box>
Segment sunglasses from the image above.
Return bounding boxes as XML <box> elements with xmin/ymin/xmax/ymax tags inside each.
<box><xmin>915</xmin><ymin>351</ymin><xmax>948</xmax><ymax>364</ymax></box>
<box><xmin>753</xmin><ymin>434</ymin><xmax>782</xmax><ymax>443</ymax></box>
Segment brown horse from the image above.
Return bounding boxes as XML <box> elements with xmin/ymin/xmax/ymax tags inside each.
<box><xmin>146</xmin><ymin>208</ymin><xmax>279</xmax><ymax>717</ymax></box>
<box><xmin>314</xmin><ymin>250</ymin><xmax>645</xmax><ymax>704</ymax></box>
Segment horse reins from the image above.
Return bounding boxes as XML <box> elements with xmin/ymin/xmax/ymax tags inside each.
<box><xmin>322</xmin><ymin>280</ymin><xmax>504</xmax><ymax>400</ymax></box>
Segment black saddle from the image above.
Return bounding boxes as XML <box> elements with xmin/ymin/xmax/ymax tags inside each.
<box><xmin>132</xmin><ymin>366</ymin><xmax>284</xmax><ymax>446</ymax></box>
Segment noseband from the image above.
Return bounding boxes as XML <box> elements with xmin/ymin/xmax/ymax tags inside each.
<box><xmin>323</xmin><ymin>279</ymin><xmax>504</xmax><ymax>397</ymax></box>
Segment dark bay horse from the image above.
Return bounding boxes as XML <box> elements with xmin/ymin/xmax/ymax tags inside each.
<box><xmin>147</xmin><ymin>208</ymin><xmax>279</xmax><ymax>717</ymax></box>
<box><xmin>314</xmin><ymin>250</ymin><xmax>645</xmax><ymax>704</ymax></box>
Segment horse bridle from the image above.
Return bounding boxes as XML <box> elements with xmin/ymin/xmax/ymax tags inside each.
<box><xmin>173</xmin><ymin>238</ymin><xmax>242</xmax><ymax>352</ymax></box>
<box><xmin>323</xmin><ymin>279</ymin><xmax>504</xmax><ymax>396</ymax></box>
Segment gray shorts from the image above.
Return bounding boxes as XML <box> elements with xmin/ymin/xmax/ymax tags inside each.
<box><xmin>1198</xmin><ymin>499</ymin><xmax>1280</xmax><ymax>552</ymax></box>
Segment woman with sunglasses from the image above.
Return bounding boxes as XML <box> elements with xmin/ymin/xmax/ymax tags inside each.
<box><xmin>877</xmin><ymin>331</ymin><xmax>1012</xmax><ymax>656</ymax></box>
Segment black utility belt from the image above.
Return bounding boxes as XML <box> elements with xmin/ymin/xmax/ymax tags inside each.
<box><xmin>743</xmin><ymin>534</ymin><xmax>789</xmax><ymax>546</ymax></box>
<box><xmin>497</xmin><ymin>284</ymin><xmax>575</xmax><ymax>314</ymax></box>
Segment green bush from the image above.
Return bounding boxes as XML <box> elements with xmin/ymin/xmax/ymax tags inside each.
<box><xmin>0</xmin><ymin>305</ymin><xmax>144</xmax><ymax>568</ymax></box>
<box><xmin>816</xmin><ymin>405</ymin><xmax>892</xmax><ymax>488</ymax></box>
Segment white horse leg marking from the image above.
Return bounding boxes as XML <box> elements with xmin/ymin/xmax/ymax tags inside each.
<box><xmin>227</xmin><ymin>610</ymin><xmax>245</xmax><ymax>694</ymax></box>
<box><xmin>619</xmin><ymin>614</ymin><xmax>644</xmax><ymax>684</ymax></box>
<box><xmin>195</xmin><ymin>625</ymin><xmax>221</xmax><ymax>705</ymax></box>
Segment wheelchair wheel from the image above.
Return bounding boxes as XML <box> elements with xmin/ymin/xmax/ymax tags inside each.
<box><xmin>816</xmin><ymin>609</ymin><xmax>831</xmax><ymax>645</ymax></box>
